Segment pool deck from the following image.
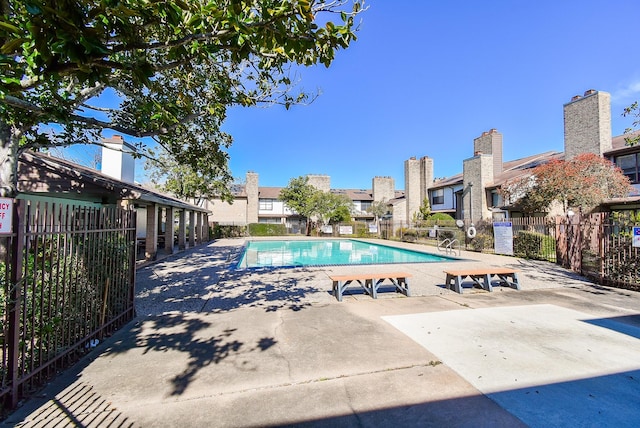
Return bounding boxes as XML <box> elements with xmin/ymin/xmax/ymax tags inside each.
<box><xmin>5</xmin><ymin>237</ymin><xmax>640</xmax><ymax>427</ymax></box>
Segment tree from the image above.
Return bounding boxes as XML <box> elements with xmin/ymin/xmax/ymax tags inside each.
<box><xmin>314</xmin><ymin>192</ymin><xmax>352</xmax><ymax>225</ymax></box>
<box><xmin>419</xmin><ymin>197</ymin><xmax>431</xmax><ymax>220</ymax></box>
<box><xmin>144</xmin><ymin>146</ymin><xmax>234</xmax><ymax>204</ymax></box>
<box><xmin>623</xmin><ymin>101</ymin><xmax>640</xmax><ymax>146</ymax></box>
<box><xmin>367</xmin><ymin>199</ymin><xmax>389</xmax><ymax>221</ymax></box>
<box><xmin>498</xmin><ymin>174</ymin><xmax>549</xmax><ymax>214</ymax></box>
<box><xmin>279</xmin><ymin>176</ymin><xmax>320</xmax><ymax>236</ymax></box>
<box><xmin>499</xmin><ymin>153</ymin><xmax>633</xmax><ymax>214</ymax></box>
<box><xmin>0</xmin><ymin>0</ymin><xmax>365</xmax><ymax>197</ymax></box>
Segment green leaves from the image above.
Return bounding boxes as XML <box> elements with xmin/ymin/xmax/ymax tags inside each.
<box><xmin>1</xmin><ymin>0</ymin><xmax>366</xmax><ymax>196</ymax></box>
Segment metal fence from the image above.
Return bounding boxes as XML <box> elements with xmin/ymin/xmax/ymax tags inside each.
<box><xmin>1</xmin><ymin>200</ymin><xmax>136</xmax><ymax>411</ymax></box>
<box><xmin>557</xmin><ymin>211</ymin><xmax>640</xmax><ymax>290</ymax></box>
<box><xmin>383</xmin><ymin>212</ymin><xmax>639</xmax><ymax>290</ymax></box>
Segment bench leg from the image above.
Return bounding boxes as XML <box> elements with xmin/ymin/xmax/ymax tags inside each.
<box><xmin>483</xmin><ymin>274</ymin><xmax>493</xmax><ymax>292</ymax></box>
<box><xmin>448</xmin><ymin>275</ymin><xmax>463</xmax><ymax>294</ymax></box>
<box><xmin>397</xmin><ymin>277</ymin><xmax>410</xmax><ymax>297</ymax></box>
<box><xmin>512</xmin><ymin>273</ymin><xmax>521</xmax><ymax>290</ymax></box>
<box><xmin>495</xmin><ymin>273</ymin><xmax>521</xmax><ymax>290</ymax></box>
<box><xmin>446</xmin><ymin>274</ymin><xmax>464</xmax><ymax>294</ymax></box>
<box><xmin>332</xmin><ymin>280</ymin><xmax>342</xmax><ymax>301</ymax></box>
<box><xmin>366</xmin><ymin>279</ymin><xmax>377</xmax><ymax>299</ymax></box>
<box><xmin>334</xmin><ymin>280</ymin><xmax>355</xmax><ymax>301</ymax></box>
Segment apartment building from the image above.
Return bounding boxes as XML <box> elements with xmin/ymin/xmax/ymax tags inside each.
<box><xmin>209</xmin><ymin>89</ymin><xmax>639</xmax><ymax>229</ymax></box>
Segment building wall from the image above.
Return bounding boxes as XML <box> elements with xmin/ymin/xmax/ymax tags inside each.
<box><xmin>392</xmin><ymin>199</ymin><xmax>407</xmax><ymax>228</ymax></box>
<box><xmin>210</xmin><ymin>198</ymin><xmax>248</xmax><ymax>225</ymax></box>
<box><xmin>430</xmin><ymin>185</ymin><xmax>460</xmax><ymax>213</ymax></box>
<box><xmin>307</xmin><ymin>174</ymin><xmax>330</xmax><ymax>192</ymax></box>
<box><xmin>462</xmin><ymin>154</ymin><xmax>494</xmax><ymax>223</ymax></box>
<box><xmin>372</xmin><ymin>176</ymin><xmax>395</xmax><ymax>202</ymax></box>
<box><xmin>473</xmin><ymin>129</ymin><xmax>503</xmax><ymax>176</ymax></box>
<box><xmin>246</xmin><ymin>172</ymin><xmax>259</xmax><ymax>224</ymax></box>
<box><xmin>564</xmin><ymin>90</ymin><xmax>612</xmax><ymax>159</ymax></box>
<box><xmin>419</xmin><ymin>156</ymin><xmax>434</xmax><ymax>202</ymax></box>
<box><xmin>404</xmin><ymin>157</ymin><xmax>421</xmax><ymax>224</ymax></box>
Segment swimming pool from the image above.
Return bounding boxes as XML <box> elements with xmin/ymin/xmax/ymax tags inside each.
<box><xmin>236</xmin><ymin>239</ymin><xmax>457</xmax><ymax>269</ymax></box>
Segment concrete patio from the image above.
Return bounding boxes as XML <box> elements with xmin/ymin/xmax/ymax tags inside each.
<box><xmin>4</xmin><ymin>238</ymin><xmax>640</xmax><ymax>427</ymax></box>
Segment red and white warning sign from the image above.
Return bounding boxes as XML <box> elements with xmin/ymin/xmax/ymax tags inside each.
<box><xmin>0</xmin><ymin>198</ymin><xmax>13</xmax><ymax>234</ymax></box>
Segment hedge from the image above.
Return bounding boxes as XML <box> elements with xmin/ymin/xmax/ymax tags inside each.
<box><xmin>248</xmin><ymin>223</ymin><xmax>287</xmax><ymax>236</ymax></box>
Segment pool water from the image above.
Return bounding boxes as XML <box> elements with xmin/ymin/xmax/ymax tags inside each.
<box><xmin>236</xmin><ymin>239</ymin><xmax>456</xmax><ymax>269</ymax></box>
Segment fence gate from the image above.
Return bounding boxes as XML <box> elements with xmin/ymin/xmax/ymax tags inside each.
<box><xmin>556</xmin><ymin>211</ymin><xmax>640</xmax><ymax>289</ymax></box>
<box><xmin>1</xmin><ymin>199</ymin><xmax>137</xmax><ymax>412</ymax></box>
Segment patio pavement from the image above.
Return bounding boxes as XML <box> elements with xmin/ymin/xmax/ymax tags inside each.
<box><xmin>4</xmin><ymin>238</ymin><xmax>640</xmax><ymax>427</ymax></box>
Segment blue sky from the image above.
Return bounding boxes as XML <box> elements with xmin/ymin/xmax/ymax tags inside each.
<box><xmin>221</xmin><ymin>0</ymin><xmax>640</xmax><ymax>190</ymax></box>
<box><xmin>60</xmin><ymin>0</ymin><xmax>640</xmax><ymax>191</ymax></box>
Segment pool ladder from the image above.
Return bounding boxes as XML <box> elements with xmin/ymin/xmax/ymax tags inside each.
<box><xmin>438</xmin><ymin>238</ymin><xmax>461</xmax><ymax>256</ymax></box>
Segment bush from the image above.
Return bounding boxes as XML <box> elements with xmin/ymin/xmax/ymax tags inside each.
<box><xmin>514</xmin><ymin>230</ymin><xmax>555</xmax><ymax>260</ymax></box>
<box><xmin>401</xmin><ymin>229</ymin><xmax>418</xmax><ymax>242</ymax></box>
<box><xmin>427</xmin><ymin>212</ymin><xmax>457</xmax><ymax>227</ymax></box>
<box><xmin>438</xmin><ymin>229</ymin><xmax>456</xmax><ymax>241</ymax></box>
<box><xmin>248</xmin><ymin>223</ymin><xmax>287</xmax><ymax>236</ymax></box>
<box><xmin>213</xmin><ymin>224</ymin><xmax>246</xmax><ymax>238</ymax></box>
<box><xmin>469</xmin><ymin>233</ymin><xmax>492</xmax><ymax>252</ymax></box>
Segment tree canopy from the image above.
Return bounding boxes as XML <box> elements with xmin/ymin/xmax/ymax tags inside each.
<box><xmin>0</xmin><ymin>0</ymin><xmax>365</xmax><ymax>196</ymax></box>
<box><xmin>279</xmin><ymin>175</ymin><xmax>319</xmax><ymax>235</ymax></box>
<box><xmin>499</xmin><ymin>153</ymin><xmax>633</xmax><ymax>214</ymax></box>
<box><xmin>314</xmin><ymin>191</ymin><xmax>352</xmax><ymax>225</ymax></box>
<box><xmin>623</xmin><ymin>101</ymin><xmax>640</xmax><ymax>146</ymax></box>
<box><xmin>144</xmin><ymin>146</ymin><xmax>234</xmax><ymax>203</ymax></box>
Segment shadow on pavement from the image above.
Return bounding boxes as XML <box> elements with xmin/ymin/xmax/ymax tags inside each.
<box><xmin>135</xmin><ymin>244</ymin><xmax>324</xmax><ymax>315</ymax></box>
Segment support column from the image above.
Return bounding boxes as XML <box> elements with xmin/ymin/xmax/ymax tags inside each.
<box><xmin>203</xmin><ymin>213</ymin><xmax>210</xmax><ymax>242</ymax></box>
<box><xmin>195</xmin><ymin>212</ymin><xmax>203</xmax><ymax>244</ymax></box>
<box><xmin>145</xmin><ymin>203</ymin><xmax>158</xmax><ymax>260</ymax></box>
<box><xmin>188</xmin><ymin>210</ymin><xmax>195</xmax><ymax>247</ymax></box>
<box><xmin>178</xmin><ymin>209</ymin><xmax>186</xmax><ymax>250</ymax></box>
<box><xmin>164</xmin><ymin>206</ymin><xmax>174</xmax><ymax>255</ymax></box>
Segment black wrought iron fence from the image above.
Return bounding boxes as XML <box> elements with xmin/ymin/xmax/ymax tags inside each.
<box><xmin>0</xmin><ymin>200</ymin><xmax>136</xmax><ymax>412</ymax></box>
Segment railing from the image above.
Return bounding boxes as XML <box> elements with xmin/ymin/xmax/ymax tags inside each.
<box><xmin>437</xmin><ymin>238</ymin><xmax>461</xmax><ymax>256</ymax></box>
<box><xmin>1</xmin><ymin>199</ymin><xmax>136</xmax><ymax>411</ymax></box>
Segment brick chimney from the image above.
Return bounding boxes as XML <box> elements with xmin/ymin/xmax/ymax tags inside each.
<box><xmin>563</xmin><ymin>90</ymin><xmax>612</xmax><ymax>159</ymax></box>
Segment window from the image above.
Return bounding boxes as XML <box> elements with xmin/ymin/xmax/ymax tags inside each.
<box><xmin>259</xmin><ymin>199</ymin><xmax>274</xmax><ymax>210</ymax></box>
<box><xmin>491</xmin><ymin>190</ymin><xmax>500</xmax><ymax>207</ymax></box>
<box><xmin>258</xmin><ymin>217</ymin><xmax>280</xmax><ymax>224</ymax></box>
<box><xmin>431</xmin><ymin>189</ymin><xmax>444</xmax><ymax>205</ymax></box>
<box><xmin>359</xmin><ymin>201</ymin><xmax>372</xmax><ymax>212</ymax></box>
<box><xmin>615</xmin><ymin>154</ymin><xmax>639</xmax><ymax>184</ymax></box>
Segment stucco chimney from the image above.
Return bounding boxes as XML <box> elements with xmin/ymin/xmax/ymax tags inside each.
<box><xmin>101</xmin><ymin>135</ymin><xmax>136</xmax><ymax>183</ymax></box>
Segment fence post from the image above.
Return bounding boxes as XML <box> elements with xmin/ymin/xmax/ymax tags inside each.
<box><xmin>7</xmin><ymin>199</ymin><xmax>24</xmax><ymax>408</ymax></box>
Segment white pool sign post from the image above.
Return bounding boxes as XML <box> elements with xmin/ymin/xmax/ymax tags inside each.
<box><xmin>633</xmin><ymin>227</ymin><xmax>640</xmax><ymax>248</ymax></box>
<box><xmin>0</xmin><ymin>198</ymin><xmax>13</xmax><ymax>234</ymax></box>
<box><xmin>493</xmin><ymin>221</ymin><xmax>514</xmax><ymax>256</ymax></box>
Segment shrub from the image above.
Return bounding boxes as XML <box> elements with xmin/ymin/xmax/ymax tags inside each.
<box><xmin>469</xmin><ymin>233</ymin><xmax>492</xmax><ymax>252</ymax></box>
<box><xmin>514</xmin><ymin>230</ymin><xmax>555</xmax><ymax>260</ymax></box>
<box><xmin>438</xmin><ymin>229</ymin><xmax>456</xmax><ymax>241</ymax></box>
<box><xmin>401</xmin><ymin>229</ymin><xmax>418</xmax><ymax>242</ymax></box>
<box><xmin>213</xmin><ymin>224</ymin><xmax>247</xmax><ymax>238</ymax></box>
<box><xmin>248</xmin><ymin>223</ymin><xmax>287</xmax><ymax>236</ymax></box>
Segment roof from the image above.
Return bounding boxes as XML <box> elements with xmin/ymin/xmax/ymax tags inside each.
<box><xmin>429</xmin><ymin>150</ymin><xmax>563</xmax><ymax>190</ymax></box>
<box><xmin>256</xmin><ymin>186</ymin><xmax>404</xmax><ymax>202</ymax></box>
<box><xmin>604</xmin><ymin>131</ymin><xmax>640</xmax><ymax>157</ymax></box>
<box><xmin>18</xmin><ymin>151</ymin><xmax>209</xmax><ymax>212</ymax></box>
